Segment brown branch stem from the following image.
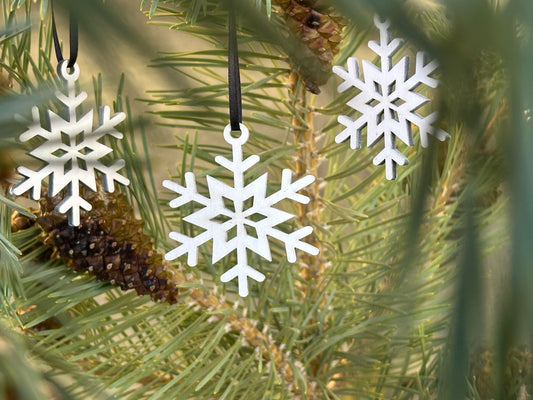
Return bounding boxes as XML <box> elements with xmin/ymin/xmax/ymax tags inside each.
<box><xmin>288</xmin><ymin>71</ymin><xmax>328</xmax><ymax>292</ymax></box>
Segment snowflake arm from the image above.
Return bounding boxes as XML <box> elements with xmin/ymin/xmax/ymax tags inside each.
<box><xmin>163</xmin><ymin>175</ymin><xmax>216</xmax><ymax>265</ymax></box>
<box><xmin>18</xmin><ymin>107</ymin><xmax>54</xmax><ymax>142</ymax></box>
<box><xmin>164</xmin><ymin>124</ymin><xmax>318</xmax><ymax>296</ymax></box>
<box><xmin>333</xmin><ymin>58</ymin><xmax>365</xmax><ymax>93</ymax></box>
<box><xmin>55</xmin><ymin>88</ymin><xmax>87</xmax><ymax>117</ymax></box>
<box><xmin>166</xmin><ymin>230</ymin><xmax>215</xmax><ymax>266</ymax></box>
<box><xmin>94</xmin><ymin>106</ymin><xmax>125</xmax><ymax>139</ymax></box>
<box><xmin>416</xmin><ymin>112</ymin><xmax>449</xmax><ymax>147</ymax></box>
<box><xmin>12</xmin><ymin>165</ymin><xmax>53</xmax><ymax>200</ymax></box>
<box><xmin>99</xmin><ymin>159</ymin><xmax>129</xmax><ymax>192</ymax></box>
<box><xmin>215</xmin><ymin>153</ymin><xmax>260</xmax><ymax>177</ymax></box>
<box><xmin>163</xmin><ymin>173</ymin><xmax>210</xmax><ymax>208</ymax></box>
<box><xmin>336</xmin><ymin>115</ymin><xmax>364</xmax><ymax>149</ymax></box>
<box><xmin>56</xmin><ymin>180</ymin><xmax>93</xmax><ymax>227</ymax></box>
<box><xmin>265</xmin><ymin>169</ymin><xmax>315</xmax><ymax>206</ymax></box>
<box><xmin>266</xmin><ymin>226</ymin><xmax>318</xmax><ymax>263</ymax></box>
<box><xmin>368</xmin><ymin>19</ymin><xmax>404</xmax><ymax>71</ymax></box>
<box><xmin>220</xmin><ymin>249</ymin><xmax>266</xmax><ymax>297</ymax></box>
<box><xmin>333</xmin><ymin>15</ymin><xmax>449</xmax><ymax>179</ymax></box>
<box><xmin>404</xmin><ymin>53</ymin><xmax>440</xmax><ymax>90</ymax></box>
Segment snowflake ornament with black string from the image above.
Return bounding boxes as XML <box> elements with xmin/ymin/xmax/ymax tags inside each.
<box><xmin>11</xmin><ymin>11</ymin><xmax>129</xmax><ymax>226</ymax></box>
<box><xmin>163</xmin><ymin>10</ymin><xmax>319</xmax><ymax>297</ymax></box>
<box><xmin>9</xmin><ymin>9</ymin><xmax>178</xmax><ymax>303</ymax></box>
<box><xmin>333</xmin><ymin>16</ymin><xmax>449</xmax><ymax>180</ymax></box>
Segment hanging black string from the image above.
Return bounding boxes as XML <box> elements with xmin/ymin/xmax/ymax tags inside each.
<box><xmin>51</xmin><ymin>3</ymin><xmax>78</xmax><ymax>68</ymax></box>
<box><xmin>228</xmin><ymin>7</ymin><xmax>242</xmax><ymax>131</ymax></box>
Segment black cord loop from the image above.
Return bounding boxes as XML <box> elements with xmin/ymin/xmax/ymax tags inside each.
<box><xmin>228</xmin><ymin>7</ymin><xmax>242</xmax><ymax>131</ymax></box>
<box><xmin>51</xmin><ymin>3</ymin><xmax>78</xmax><ymax>68</ymax></box>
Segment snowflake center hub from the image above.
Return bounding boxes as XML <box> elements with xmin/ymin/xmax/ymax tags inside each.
<box><xmin>59</xmin><ymin>131</ymin><xmax>93</xmax><ymax>162</ymax></box>
<box><xmin>381</xmin><ymin>96</ymin><xmax>392</xmax><ymax>109</ymax></box>
<box><xmin>233</xmin><ymin>212</ymin><xmax>245</xmax><ymax>225</ymax></box>
<box><xmin>373</xmin><ymin>82</ymin><xmax>404</xmax><ymax>124</ymax></box>
<box><xmin>210</xmin><ymin>196</ymin><xmax>264</xmax><ymax>240</ymax></box>
<box><xmin>377</xmin><ymin>82</ymin><xmax>398</xmax><ymax>110</ymax></box>
<box><xmin>219</xmin><ymin>195</ymin><xmax>268</xmax><ymax>241</ymax></box>
<box><xmin>235</xmin><ymin>202</ymin><xmax>262</xmax><ymax>238</ymax></box>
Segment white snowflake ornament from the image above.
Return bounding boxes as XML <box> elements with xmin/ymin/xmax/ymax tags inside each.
<box><xmin>163</xmin><ymin>123</ymin><xmax>319</xmax><ymax>297</ymax></box>
<box><xmin>333</xmin><ymin>16</ymin><xmax>449</xmax><ymax>180</ymax></box>
<box><xmin>11</xmin><ymin>61</ymin><xmax>130</xmax><ymax>226</ymax></box>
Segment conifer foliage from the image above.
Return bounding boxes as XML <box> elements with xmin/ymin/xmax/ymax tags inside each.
<box><xmin>0</xmin><ymin>1</ymin><xmax>529</xmax><ymax>400</ymax></box>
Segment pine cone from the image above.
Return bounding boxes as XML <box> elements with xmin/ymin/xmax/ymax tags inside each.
<box><xmin>470</xmin><ymin>344</ymin><xmax>495</xmax><ymax>399</ymax></box>
<box><xmin>274</xmin><ymin>0</ymin><xmax>344</xmax><ymax>93</ymax></box>
<box><xmin>470</xmin><ymin>344</ymin><xmax>533</xmax><ymax>399</ymax></box>
<box><xmin>14</xmin><ymin>189</ymin><xmax>179</xmax><ymax>304</ymax></box>
<box><xmin>505</xmin><ymin>346</ymin><xmax>532</xmax><ymax>398</ymax></box>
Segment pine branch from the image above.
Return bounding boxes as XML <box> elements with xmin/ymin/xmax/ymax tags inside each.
<box><xmin>173</xmin><ymin>267</ymin><xmax>323</xmax><ymax>399</ymax></box>
<box><xmin>1</xmin><ymin>1</ymin><xmax>520</xmax><ymax>399</ymax></box>
<box><xmin>288</xmin><ymin>73</ymin><xmax>328</xmax><ymax>290</ymax></box>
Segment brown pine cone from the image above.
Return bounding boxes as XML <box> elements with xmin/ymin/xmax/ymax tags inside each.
<box><xmin>504</xmin><ymin>346</ymin><xmax>532</xmax><ymax>398</ymax></box>
<box><xmin>274</xmin><ymin>0</ymin><xmax>344</xmax><ymax>93</ymax></box>
<box><xmin>470</xmin><ymin>344</ymin><xmax>495</xmax><ymax>399</ymax></box>
<box><xmin>14</xmin><ymin>188</ymin><xmax>179</xmax><ymax>304</ymax></box>
<box><xmin>469</xmin><ymin>344</ymin><xmax>533</xmax><ymax>399</ymax></box>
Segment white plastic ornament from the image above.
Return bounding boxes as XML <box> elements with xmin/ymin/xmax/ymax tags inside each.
<box><xmin>163</xmin><ymin>123</ymin><xmax>319</xmax><ymax>297</ymax></box>
<box><xmin>11</xmin><ymin>61</ymin><xmax>130</xmax><ymax>226</ymax></box>
<box><xmin>333</xmin><ymin>16</ymin><xmax>449</xmax><ymax>180</ymax></box>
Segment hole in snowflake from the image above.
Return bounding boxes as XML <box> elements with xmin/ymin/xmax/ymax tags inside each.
<box><xmin>77</xmin><ymin>158</ymin><xmax>88</xmax><ymax>170</ymax></box>
<box><xmin>391</xmin><ymin>97</ymin><xmax>406</xmax><ymax>107</ymax></box>
<box><xmin>222</xmin><ymin>196</ymin><xmax>236</xmax><ymax>213</ymax></box>
<box><xmin>52</xmin><ymin>148</ymin><xmax>68</xmax><ymax>158</ymax></box>
<box><xmin>61</xmin><ymin>131</ymin><xmax>71</xmax><ymax>146</ymax></box>
<box><xmin>388</xmin><ymin>82</ymin><xmax>396</xmax><ymax>95</ymax></box>
<box><xmin>211</xmin><ymin>214</ymin><xmax>232</xmax><ymax>224</ymax></box>
<box><xmin>248</xmin><ymin>212</ymin><xmax>267</xmax><ymax>223</ymax></box>
<box><xmin>229</xmin><ymin>129</ymin><xmax>244</xmax><ymax>139</ymax></box>
<box><xmin>244</xmin><ymin>223</ymin><xmax>259</xmax><ymax>239</ymax></box>
<box><xmin>390</xmin><ymin>108</ymin><xmax>399</xmax><ymax>122</ymax></box>
<box><xmin>367</xmin><ymin>98</ymin><xmax>380</xmax><ymax>107</ymax></box>
<box><xmin>374</xmin><ymin>82</ymin><xmax>382</xmax><ymax>95</ymax></box>
<box><xmin>242</xmin><ymin>197</ymin><xmax>254</xmax><ymax>213</ymax></box>
<box><xmin>75</xmin><ymin>132</ymin><xmax>85</xmax><ymax>146</ymax></box>
<box><xmin>227</xmin><ymin>225</ymin><xmax>238</xmax><ymax>241</ymax></box>
<box><xmin>79</xmin><ymin>147</ymin><xmax>93</xmax><ymax>155</ymax></box>
<box><xmin>64</xmin><ymin>158</ymin><xmax>73</xmax><ymax>173</ymax></box>
<box><xmin>182</xmin><ymin>200</ymin><xmax>206</xmax><ymax>215</ymax></box>
<box><xmin>377</xmin><ymin>110</ymin><xmax>385</xmax><ymax>125</ymax></box>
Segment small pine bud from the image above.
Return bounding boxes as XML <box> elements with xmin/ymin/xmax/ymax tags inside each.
<box><xmin>0</xmin><ymin>67</ymin><xmax>13</xmax><ymax>94</ymax></box>
<box><xmin>11</xmin><ymin>211</ymin><xmax>35</xmax><ymax>232</ymax></box>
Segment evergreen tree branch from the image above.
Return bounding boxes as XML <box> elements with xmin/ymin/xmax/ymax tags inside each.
<box><xmin>172</xmin><ymin>267</ymin><xmax>323</xmax><ymax>399</ymax></box>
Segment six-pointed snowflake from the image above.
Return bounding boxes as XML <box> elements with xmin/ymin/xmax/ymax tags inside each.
<box><xmin>333</xmin><ymin>16</ymin><xmax>449</xmax><ymax>179</ymax></box>
<box><xmin>11</xmin><ymin>62</ymin><xmax>129</xmax><ymax>226</ymax></box>
<box><xmin>163</xmin><ymin>123</ymin><xmax>319</xmax><ymax>297</ymax></box>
